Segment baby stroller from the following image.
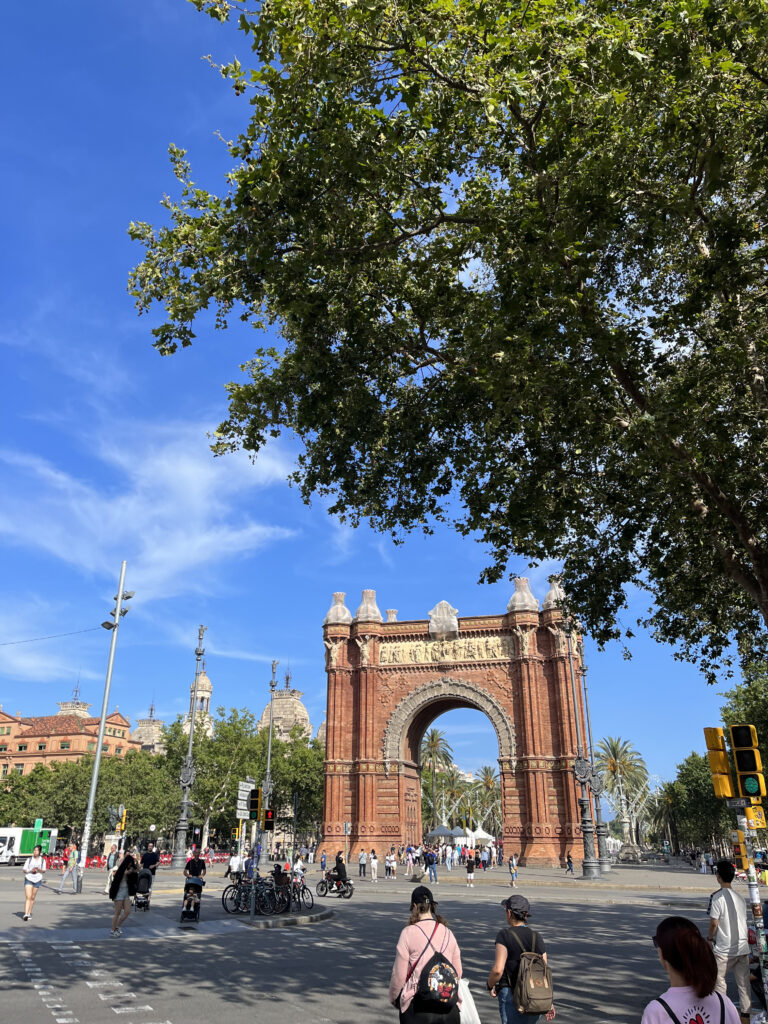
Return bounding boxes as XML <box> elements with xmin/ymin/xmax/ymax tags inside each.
<box><xmin>180</xmin><ymin>876</ymin><xmax>204</xmax><ymax>923</ymax></box>
<box><xmin>133</xmin><ymin>869</ymin><xmax>153</xmax><ymax>911</ymax></box>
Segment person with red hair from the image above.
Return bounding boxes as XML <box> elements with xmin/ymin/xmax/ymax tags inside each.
<box><xmin>642</xmin><ymin>917</ymin><xmax>741</xmax><ymax>1023</ymax></box>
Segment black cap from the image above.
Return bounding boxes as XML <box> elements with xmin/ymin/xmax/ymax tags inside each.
<box><xmin>501</xmin><ymin>894</ymin><xmax>531</xmax><ymax>917</ymax></box>
<box><xmin>411</xmin><ymin>885</ymin><xmax>435</xmax><ymax>906</ymax></box>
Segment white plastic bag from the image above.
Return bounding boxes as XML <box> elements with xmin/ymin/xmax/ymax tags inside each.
<box><xmin>459</xmin><ymin>978</ymin><xmax>482</xmax><ymax>1024</ymax></box>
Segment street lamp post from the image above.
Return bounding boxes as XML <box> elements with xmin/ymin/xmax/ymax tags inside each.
<box><xmin>578</xmin><ymin>642</ymin><xmax>611</xmax><ymax>873</ymax></box>
<box><xmin>171</xmin><ymin>625</ymin><xmax>207</xmax><ymax>869</ymax></box>
<box><xmin>566</xmin><ymin>628</ymin><xmax>601</xmax><ymax>880</ymax></box>
<box><xmin>257</xmin><ymin>660</ymin><xmax>279</xmax><ymax>872</ymax></box>
<box><xmin>79</xmin><ymin>561</ymin><xmax>133</xmax><ymax>890</ymax></box>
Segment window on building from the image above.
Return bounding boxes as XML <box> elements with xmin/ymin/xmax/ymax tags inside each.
<box><xmin>59</xmin><ymin>741</ymin><xmax>71</xmax><ymax>750</ymax></box>
<box><xmin>102</xmin><ymin>745</ymin><xmax>109</xmax><ymax>752</ymax></box>
<box><xmin>17</xmin><ymin>744</ymin><xmax>27</xmax><ymax>752</ymax></box>
<box><xmin>115</xmin><ymin>747</ymin><xmax>123</xmax><ymax>755</ymax></box>
<box><xmin>87</xmin><ymin>741</ymin><xmax>95</xmax><ymax>751</ymax></box>
<box><xmin>37</xmin><ymin>743</ymin><xmax>46</xmax><ymax>751</ymax></box>
<box><xmin>0</xmin><ymin>745</ymin><xmax>6</xmax><ymax>752</ymax></box>
<box><xmin>1</xmin><ymin>764</ymin><xmax>8</xmax><ymax>776</ymax></box>
<box><xmin>14</xmin><ymin>764</ymin><xmax>24</xmax><ymax>775</ymax></box>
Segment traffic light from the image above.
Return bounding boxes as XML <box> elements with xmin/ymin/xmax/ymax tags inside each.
<box><xmin>262</xmin><ymin>808</ymin><xmax>275</xmax><ymax>832</ymax></box>
<box><xmin>231</xmin><ymin>828</ymin><xmax>238</xmax><ymax>840</ymax></box>
<box><xmin>704</xmin><ymin>728</ymin><xmax>735</xmax><ymax>799</ymax></box>
<box><xmin>119</xmin><ymin>809</ymin><xmax>127</xmax><ymax>831</ymax></box>
<box><xmin>730</xmin><ymin>724</ymin><xmax>766</xmax><ymax>799</ymax></box>
<box><xmin>731</xmin><ymin>829</ymin><xmax>750</xmax><ymax>870</ymax></box>
<box><xmin>249</xmin><ymin>787</ymin><xmax>262</xmax><ymax>821</ymax></box>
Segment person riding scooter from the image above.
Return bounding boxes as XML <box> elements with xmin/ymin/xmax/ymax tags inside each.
<box><xmin>329</xmin><ymin>851</ymin><xmax>347</xmax><ymax>892</ymax></box>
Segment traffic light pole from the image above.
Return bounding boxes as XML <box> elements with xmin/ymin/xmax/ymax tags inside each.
<box><xmin>737</xmin><ymin>823</ymin><xmax>768</xmax><ymax>1016</ymax></box>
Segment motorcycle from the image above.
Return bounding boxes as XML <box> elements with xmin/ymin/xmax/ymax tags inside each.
<box><xmin>316</xmin><ymin>871</ymin><xmax>354</xmax><ymax>899</ymax></box>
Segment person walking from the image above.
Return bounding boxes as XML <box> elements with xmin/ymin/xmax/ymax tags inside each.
<box><xmin>642</xmin><ymin>916</ymin><xmax>740</xmax><ymax>1024</ymax></box>
<box><xmin>564</xmin><ymin>852</ymin><xmax>574</xmax><ymax>877</ymax></box>
<box><xmin>406</xmin><ymin>847</ymin><xmax>415</xmax><ymax>878</ymax></box>
<box><xmin>389</xmin><ymin>885</ymin><xmax>462</xmax><ymax>1024</ymax></box>
<box><xmin>466</xmin><ymin>853</ymin><xmax>475</xmax><ymax>888</ymax></box>
<box><xmin>426</xmin><ymin>847</ymin><xmax>438</xmax><ymax>885</ymax></box>
<box><xmin>57</xmin><ymin>843</ymin><xmax>79</xmax><ymax>893</ymax></box>
<box><xmin>22</xmin><ymin>845</ymin><xmax>46</xmax><ymax>921</ymax></box>
<box><xmin>708</xmin><ymin>859</ymin><xmax>752</xmax><ymax>1024</ymax></box>
<box><xmin>104</xmin><ymin>844</ymin><xmax>120</xmax><ymax>895</ymax></box>
<box><xmin>370</xmin><ymin>849</ymin><xmax>379</xmax><ymax>882</ymax></box>
<box><xmin>320</xmin><ymin>850</ymin><xmax>327</xmax><ymax>874</ymax></box>
<box><xmin>508</xmin><ymin>853</ymin><xmax>518</xmax><ymax>888</ymax></box>
<box><xmin>487</xmin><ymin>895</ymin><xmax>556</xmax><ymax>1024</ymax></box>
<box><xmin>359</xmin><ymin>848</ymin><xmax>368</xmax><ymax>878</ymax></box>
<box><xmin>108</xmin><ymin>854</ymin><xmax>138</xmax><ymax>937</ymax></box>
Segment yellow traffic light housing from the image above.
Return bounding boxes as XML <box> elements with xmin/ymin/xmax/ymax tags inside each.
<box><xmin>730</xmin><ymin>724</ymin><xmax>766</xmax><ymax>799</ymax></box>
<box><xmin>249</xmin><ymin>787</ymin><xmax>262</xmax><ymax>821</ymax></box>
<box><xmin>704</xmin><ymin>727</ymin><xmax>735</xmax><ymax>799</ymax></box>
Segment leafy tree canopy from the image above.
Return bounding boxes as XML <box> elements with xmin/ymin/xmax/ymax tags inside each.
<box><xmin>130</xmin><ymin>0</ymin><xmax>768</xmax><ymax>679</ymax></box>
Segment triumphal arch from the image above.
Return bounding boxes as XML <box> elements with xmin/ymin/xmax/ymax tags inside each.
<box><xmin>320</xmin><ymin>579</ymin><xmax>588</xmax><ymax>866</ymax></box>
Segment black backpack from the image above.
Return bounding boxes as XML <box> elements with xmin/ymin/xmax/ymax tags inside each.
<box><xmin>415</xmin><ymin>924</ymin><xmax>459</xmax><ymax>1010</ymax></box>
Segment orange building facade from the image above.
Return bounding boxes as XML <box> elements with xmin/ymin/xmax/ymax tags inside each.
<box><xmin>0</xmin><ymin>697</ymin><xmax>141</xmax><ymax>779</ymax></box>
<box><xmin>320</xmin><ymin>580</ymin><xmax>590</xmax><ymax>867</ymax></box>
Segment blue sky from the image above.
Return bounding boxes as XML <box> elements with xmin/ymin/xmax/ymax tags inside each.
<box><xmin>0</xmin><ymin>1</ymin><xmax>733</xmax><ymax>790</ymax></box>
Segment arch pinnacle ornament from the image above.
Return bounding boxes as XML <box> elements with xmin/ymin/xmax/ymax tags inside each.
<box><xmin>381</xmin><ymin>676</ymin><xmax>516</xmax><ymax>765</ymax></box>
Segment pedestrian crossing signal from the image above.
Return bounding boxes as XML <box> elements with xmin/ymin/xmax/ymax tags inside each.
<box><xmin>262</xmin><ymin>808</ymin><xmax>275</xmax><ymax>832</ymax></box>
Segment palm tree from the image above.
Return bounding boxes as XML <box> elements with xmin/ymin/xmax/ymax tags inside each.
<box><xmin>474</xmin><ymin>765</ymin><xmax>501</xmax><ymax>833</ymax></box>
<box><xmin>420</xmin><ymin>729</ymin><xmax>453</xmax><ymax>829</ymax></box>
<box><xmin>648</xmin><ymin>781</ymin><xmax>683</xmax><ymax>855</ymax></box>
<box><xmin>442</xmin><ymin>766</ymin><xmax>467</xmax><ymax>826</ymax></box>
<box><xmin>595</xmin><ymin>736</ymin><xmax>649</xmax><ymax>844</ymax></box>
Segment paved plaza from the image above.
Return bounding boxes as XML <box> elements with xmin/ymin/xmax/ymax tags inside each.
<box><xmin>0</xmin><ymin>860</ymin><xmax>756</xmax><ymax>1024</ymax></box>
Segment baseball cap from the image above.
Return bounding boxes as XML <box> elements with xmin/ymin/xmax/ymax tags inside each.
<box><xmin>411</xmin><ymin>885</ymin><xmax>435</xmax><ymax>906</ymax></box>
<box><xmin>501</xmin><ymin>894</ymin><xmax>531</xmax><ymax>916</ymax></box>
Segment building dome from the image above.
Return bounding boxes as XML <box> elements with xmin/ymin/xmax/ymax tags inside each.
<box><xmin>507</xmin><ymin>577</ymin><xmax>539</xmax><ymax>613</ymax></box>
<box><xmin>258</xmin><ymin>672</ymin><xmax>312</xmax><ymax>741</ymax></box>
<box><xmin>324</xmin><ymin>592</ymin><xmax>352</xmax><ymax>625</ymax></box>
<box><xmin>542</xmin><ymin>578</ymin><xmax>566</xmax><ymax>611</ymax></box>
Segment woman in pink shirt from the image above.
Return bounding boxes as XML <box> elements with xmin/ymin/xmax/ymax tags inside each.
<box><xmin>389</xmin><ymin>885</ymin><xmax>463</xmax><ymax>1023</ymax></box>
<box><xmin>641</xmin><ymin>916</ymin><xmax>741</xmax><ymax>1024</ymax></box>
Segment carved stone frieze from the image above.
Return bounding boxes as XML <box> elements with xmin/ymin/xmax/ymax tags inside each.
<box><xmin>379</xmin><ymin>634</ymin><xmax>517</xmax><ymax>665</ymax></box>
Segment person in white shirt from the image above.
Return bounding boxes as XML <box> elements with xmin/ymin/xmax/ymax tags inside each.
<box><xmin>641</xmin><ymin>916</ymin><xmax>740</xmax><ymax>1024</ymax></box>
<box><xmin>708</xmin><ymin>859</ymin><xmax>752</xmax><ymax>1023</ymax></box>
<box><xmin>22</xmin><ymin>845</ymin><xmax>46</xmax><ymax>921</ymax></box>
<box><xmin>227</xmin><ymin>852</ymin><xmax>243</xmax><ymax>881</ymax></box>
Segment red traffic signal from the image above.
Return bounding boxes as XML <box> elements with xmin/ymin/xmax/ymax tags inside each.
<box><xmin>262</xmin><ymin>808</ymin><xmax>275</xmax><ymax>832</ymax></box>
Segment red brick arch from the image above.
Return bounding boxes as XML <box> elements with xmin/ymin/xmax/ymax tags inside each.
<box><xmin>320</xmin><ymin>585</ymin><xmax>586</xmax><ymax>866</ymax></box>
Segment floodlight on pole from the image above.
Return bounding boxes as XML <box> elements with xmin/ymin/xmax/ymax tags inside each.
<box><xmin>80</xmin><ymin>561</ymin><xmax>133</xmax><ymax>889</ymax></box>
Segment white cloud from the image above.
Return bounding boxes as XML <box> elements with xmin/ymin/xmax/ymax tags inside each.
<box><xmin>0</xmin><ymin>599</ymin><xmax>103</xmax><ymax>686</ymax></box>
<box><xmin>0</xmin><ymin>420</ymin><xmax>296</xmax><ymax>602</ymax></box>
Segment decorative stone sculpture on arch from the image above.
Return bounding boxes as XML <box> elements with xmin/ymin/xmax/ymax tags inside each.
<box><xmin>320</xmin><ymin>587</ymin><xmax>588</xmax><ymax>867</ymax></box>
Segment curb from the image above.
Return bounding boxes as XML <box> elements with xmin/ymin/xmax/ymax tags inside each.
<box><xmin>238</xmin><ymin>907</ymin><xmax>334</xmax><ymax>929</ymax></box>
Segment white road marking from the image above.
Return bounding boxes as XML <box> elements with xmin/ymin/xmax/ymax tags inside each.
<box><xmin>86</xmin><ymin>981</ymin><xmax>124</xmax><ymax>988</ymax></box>
<box><xmin>99</xmin><ymin>993</ymin><xmax>136</xmax><ymax>1001</ymax></box>
<box><xmin>112</xmin><ymin>1005</ymin><xmax>153</xmax><ymax>1014</ymax></box>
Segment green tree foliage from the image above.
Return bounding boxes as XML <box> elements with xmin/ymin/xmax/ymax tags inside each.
<box><xmin>164</xmin><ymin>707</ymin><xmax>265</xmax><ymax>844</ymax></box>
<box><xmin>0</xmin><ymin>710</ymin><xmax>324</xmax><ymax>847</ymax></box>
<box><xmin>720</xmin><ymin>656</ymin><xmax>768</xmax><ymax>753</ymax></box>
<box><xmin>595</xmin><ymin>737</ymin><xmax>649</xmax><ymax>807</ymax></box>
<box><xmin>673</xmin><ymin>752</ymin><xmax>731</xmax><ymax>849</ymax></box>
<box><xmin>130</xmin><ymin>0</ymin><xmax>768</xmax><ymax>680</ymax></box>
<box><xmin>420</xmin><ymin>728</ymin><xmax>453</xmax><ymax>829</ymax></box>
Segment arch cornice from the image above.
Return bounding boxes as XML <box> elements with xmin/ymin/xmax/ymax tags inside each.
<box><xmin>381</xmin><ymin>676</ymin><xmax>516</xmax><ymax>767</ymax></box>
